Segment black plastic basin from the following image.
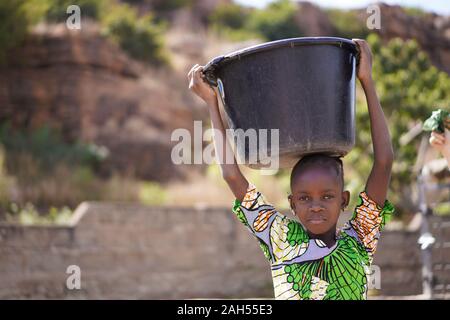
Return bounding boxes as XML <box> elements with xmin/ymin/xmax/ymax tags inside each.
<box><xmin>203</xmin><ymin>37</ymin><xmax>358</xmax><ymax>169</ymax></box>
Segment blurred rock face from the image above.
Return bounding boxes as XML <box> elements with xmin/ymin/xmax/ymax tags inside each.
<box><xmin>0</xmin><ymin>23</ymin><xmax>205</xmax><ymax>182</ymax></box>
<box><xmin>293</xmin><ymin>2</ymin><xmax>336</xmax><ymax>36</ymax></box>
<box><xmin>375</xmin><ymin>3</ymin><xmax>450</xmax><ymax>74</ymax></box>
<box><xmin>293</xmin><ymin>2</ymin><xmax>450</xmax><ymax>74</ymax></box>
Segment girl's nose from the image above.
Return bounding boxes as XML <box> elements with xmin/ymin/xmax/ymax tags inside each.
<box><xmin>309</xmin><ymin>203</ymin><xmax>324</xmax><ymax>212</ymax></box>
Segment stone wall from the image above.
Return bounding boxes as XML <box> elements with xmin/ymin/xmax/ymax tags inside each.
<box><xmin>0</xmin><ymin>202</ymin><xmax>447</xmax><ymax>299</ymax></box>
<box><xmin>0</xmin><ymin>202</ymin><xmax>271</xmax><ymax>299</ymax></box>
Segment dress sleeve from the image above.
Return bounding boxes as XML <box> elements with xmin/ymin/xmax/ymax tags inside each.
<box><xmin>348</xmin><ymin>191</ymin><xmax>395</xmax><ymax>260</ymax></box>
<box><xmin>232</xmin><ymin>182</ymin><xmax>309</xmax><ymax>264</ymax></box>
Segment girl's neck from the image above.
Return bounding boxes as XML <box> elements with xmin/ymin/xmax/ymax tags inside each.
<box><xmin>308</xmin><ymin>228</ymin><xmax>337</xmax><ymax>248</ymax></box>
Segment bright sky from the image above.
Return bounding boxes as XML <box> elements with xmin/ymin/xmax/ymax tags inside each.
<box><xmin>234</xmin><ymin>0</ymin><xmax>450</xmax><ymax>15</ymax></box>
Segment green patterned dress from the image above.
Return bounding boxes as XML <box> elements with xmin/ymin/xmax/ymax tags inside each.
<box><xmin>232</xmin><ymin>182</ymin><xmax>395</xmax><ymax>300</ymax></box>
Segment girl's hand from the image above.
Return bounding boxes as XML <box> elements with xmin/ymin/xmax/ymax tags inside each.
<box><xmin>188</xmin><ymin>64</ymin><xmax>217</xmax><ymax>105</ymax></box>
<box><xmin>430</xmin><ymin>129</ymin><xmax>450</xmax><ymax>153</ymax></box>
<box><xmin>352</xmin><ymin>39</ymin><xmax>373</xmax><ymax>83</ymax></box>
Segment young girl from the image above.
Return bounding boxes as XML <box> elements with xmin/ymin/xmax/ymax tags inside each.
<box><xmin>188</xmin><ymin>39</ymin><xmax>395</xmax><ymax>300</ymax></box>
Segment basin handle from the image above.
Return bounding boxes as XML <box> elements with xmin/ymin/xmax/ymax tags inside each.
<box><xmin>202</xmin><ymin>55</ymin><xmax>226</xmax><ymax>87</ymax></box>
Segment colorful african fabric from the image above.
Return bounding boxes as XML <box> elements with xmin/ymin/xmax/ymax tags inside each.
<box><xmin>232</xmin><ymin>182</ymin><xmax>395</xmax><ymax>300</ymax></box>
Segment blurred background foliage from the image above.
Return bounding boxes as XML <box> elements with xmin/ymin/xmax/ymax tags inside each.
<box><xmin>209</xmin><ymin>0</ymin><xmax>302</xmax><ymax>41</ymax></box>
<box><xmin>0</xmin><ymin>0</ymin><xmax>169</xmax><ymax>65</ymax></box>
<box><xmin>0</xmin><ymin>0</ymin><xmax>47</xmax><ymax>64</ymax></box>
<box><xmin>0</xmin><ymin>0</ymin><xmax>448</xmax><ymax>223</ymax></box>
<box><xmin>353</xmin><ymin>34</ymin><xmax>450</xmax><ymax>213</ymax></box>
<box><xmin>325</xmin><ymin>9</ymin><xmax>369</xmax><ymax>39</ymax></box>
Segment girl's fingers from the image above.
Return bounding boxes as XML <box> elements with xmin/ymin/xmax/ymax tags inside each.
<box><xmin>431</xmin><ymin>131</ymin><xmax>445</xmax><ymax>142</ymax></box>
<box><xmin>189</xmin><ymin>66</ymin><xmax>200</xmax><ymax>84</ymax></box>
<box><xmin>188</xmin><ymin>65</ymin><xmax>209</xmax><ymax>90</ymax></box>
<box><xmin>430</xmin><ymin>137</ymin><xmax>445</xmax><ymax>146</ymax></box>
<box><xmin>430</xmin><ymin>136</ymin><xmax>444</xmax><ymax>146</ymax></box>
<box><xmin>192</xmin><ymin>65</ymin><xmax>202</xmax><ymax>79</ymax></box>
<box><xmin>430</xmin><ymin>135</ymin><xmax>444</xmax><ymax>145</ymax></box>
<box><xmin>187</xmin><ymin>64</ymin><xmax>199</xmax><ymax>79</ymax></box>
<box><xmin>194</xmin><ymin>66</ymin><xmax>204</xmax><ymax>83</ymax></box>
<box><xmin>431</xmin><ymin>130</ymin><xmax>444</xmax><ymax>137</ymax></box>
<box><xmin>188</xmin><ymin>64</ymin><xmax>198</xmax><ymax>75</ymax></box>
<box><xmin>193</xmin><ymin>66</ymin><xmax>200</xmax><ymax>77</ymax></box>
<box><xmin>353</xmin><ymin>39</ymin><xmax>370</xmax><ymax>55</ymax></box>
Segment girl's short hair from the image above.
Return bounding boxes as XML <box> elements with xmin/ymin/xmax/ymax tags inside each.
<box><xmin>290</xmin><ymin>154</ymin><xmax>344</xmax><ymax>189</ymax></box>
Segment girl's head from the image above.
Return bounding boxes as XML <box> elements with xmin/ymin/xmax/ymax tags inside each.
<box><xmin>288</xmin><ymin>154</ymin><xmax>350</xmax><ymax>236</ymax></box>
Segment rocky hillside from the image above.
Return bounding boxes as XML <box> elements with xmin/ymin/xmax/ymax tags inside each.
<box><xmin>291</xmin><ymin>2</ymin><xmax>450</xmax><ymax>74</ymax></box>
<box><xmin>362</xmin><ymin>3</ymin><xmax>450</xmax><ymax>74</ymax></box>
<box><xmin>0</xmin><ymin>22</ymin><xmax>207</xmax><ymax>182</ymax></box>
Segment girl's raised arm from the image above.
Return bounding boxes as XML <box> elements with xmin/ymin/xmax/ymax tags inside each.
<box><xmin>353</xmin><ymin>39</ymin><xmax>394</xmax><ymax>206</ymax></box>
<box><xmin>188</xmin><ymin>64</ymin><xmax>249</xmax><ymax>201</ymax></box>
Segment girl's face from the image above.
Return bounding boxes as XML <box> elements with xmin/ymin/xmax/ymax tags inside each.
<box><xmin>288</xmin><ymin>166</ymin><xmax>350</xmax><ymax>236</ymax></box>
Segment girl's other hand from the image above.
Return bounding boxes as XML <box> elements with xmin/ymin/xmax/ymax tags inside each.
<box><xmin>188</xmin><ymin>64</ymin><xmax>217</xmax><ymax>105</ymax></box>
<box><xmin>430</xmin><ymin>130</ymin><xmax>449</xmax><ymax>153</ymax></box>
<box><xmin>352</xmin><ymin>39</ymin><xmax>373</xmax><ymax>83</ymax></box>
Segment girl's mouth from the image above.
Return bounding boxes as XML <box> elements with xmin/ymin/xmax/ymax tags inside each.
<box><xmin>307</xmin><ymin>216</ymin><xmax>327</xmax><ymax>224</ymax></box>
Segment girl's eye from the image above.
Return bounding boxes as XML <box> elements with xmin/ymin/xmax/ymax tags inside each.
<box><xmin>299</xmin><ymin>196</ymin><xmax>309</xmax><ymax>201</ymax></box>
<box><xmin>323</xmin><ymin>195</ymin><xmax>334</xmax><ymax>200</ymax></box>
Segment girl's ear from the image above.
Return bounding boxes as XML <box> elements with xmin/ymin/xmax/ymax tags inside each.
<box><xmin>341</xmin><ymin>190</ymin><xmax>350</xmax><ymax>210</ymax></box>
<box><xmin>288</xmin><ymin>194</ymin><xmax>295</xmax><ymax>210</ymax></box>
